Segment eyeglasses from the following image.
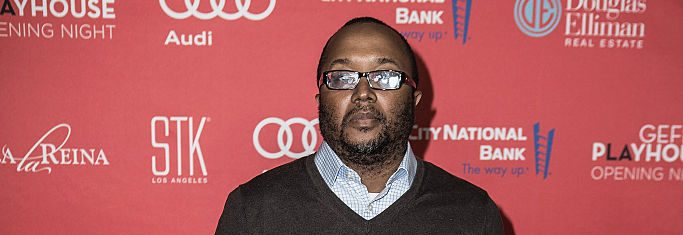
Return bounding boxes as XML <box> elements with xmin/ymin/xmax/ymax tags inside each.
<box><xmin>318</xmin><ymin>70</ymin><xmax>416</xmax><ymax>90</ymax></box>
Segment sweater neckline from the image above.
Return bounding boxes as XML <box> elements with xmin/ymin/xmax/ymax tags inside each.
<box><xmin>304</xmin><ymin>153</ymin><xmax>426</xmax><ymax>227</ymax></box>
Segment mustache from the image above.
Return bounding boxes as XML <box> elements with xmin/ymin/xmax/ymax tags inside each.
<box><xmin>342</xmin><ymin>106</ymin><xmax>386</xmax><ymax>126</ymax></box>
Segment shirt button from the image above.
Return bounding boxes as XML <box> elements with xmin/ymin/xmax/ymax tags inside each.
<box><xmin>367</xmin><ymin>204</ymin><xmax>373</xmax><ymax>211</ymax></box>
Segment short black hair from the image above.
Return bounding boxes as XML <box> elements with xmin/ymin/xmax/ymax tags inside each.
<box><xmin>316</xmin><ymin>17</ymin><xmax>419</xmax><ymax>88</ymax></box>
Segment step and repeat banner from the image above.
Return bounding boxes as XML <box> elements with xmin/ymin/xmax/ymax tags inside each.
<box><xmin>1</xmin><ymin>0</ymin><xmax>681</xmax><ymax>234</ymax></box>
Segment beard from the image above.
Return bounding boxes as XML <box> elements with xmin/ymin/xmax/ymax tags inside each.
<box><xmin>318</xmin><ymin>97</ymin><xmax>414</xmax><ymax>171</ymax></box>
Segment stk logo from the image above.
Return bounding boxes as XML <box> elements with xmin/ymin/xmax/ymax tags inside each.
<box><xmin>151</xmin><ymin>116</ymin><xmax>208</xmax><ymax>177</ymax></box>
<box><xmin>514</xmin><ymin>0</ymin><xmax>562</xmax><ymax>37</ymax></box>
<box><xmin>159</xmin><ymin>0</ymin><xmax>276</xmax><ymax>21</ymax></box>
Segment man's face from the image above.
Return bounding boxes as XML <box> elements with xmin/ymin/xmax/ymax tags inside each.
<box><xmin>317</xmin><ymin>23</ymin><xmax>422</xmax><ymax>164</ymax></box>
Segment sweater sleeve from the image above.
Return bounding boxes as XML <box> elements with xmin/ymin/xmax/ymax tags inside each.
<box><xmin>215</xmin><ymin>186</ymin><xmax>247</xmax><ymax>235</ymax></box>
<box><xmin>484</xmin><ymin>197</ymin><xmax>505</xmax><ymax>235</ymax></box>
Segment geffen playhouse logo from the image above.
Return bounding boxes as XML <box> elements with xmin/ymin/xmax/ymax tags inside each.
<box><xmin>0</xmin><ymin>0</ymin><xmax>117</xmax><ymax>40</ymax></box>
<box><xmin>591</xmin><ymin>124</ymin><xmax>683</xmax><ymax>182</ymax></box>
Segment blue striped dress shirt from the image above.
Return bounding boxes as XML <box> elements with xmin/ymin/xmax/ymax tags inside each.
<box><xmin>314</xmin><ymin>141</ymin><xmax>417</xmax><ymax>220</ymax></box>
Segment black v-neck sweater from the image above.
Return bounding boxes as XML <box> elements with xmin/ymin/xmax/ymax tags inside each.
<box><xmin>216</xmin><ymin>155</ymin><xmax>503</xmax><ymax>234</ymax></box>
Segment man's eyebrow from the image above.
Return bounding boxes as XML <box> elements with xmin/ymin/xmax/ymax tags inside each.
<box><xmin>329</xmin><ymin>58</ymin><xmax>351</xmax><ymax>68</ymax></box>
<box><xmin>328</xmin><ymin>57</ymin><xmax>399</xmax><ymax>68</ymax></box>
<box><xmin>376</xmin><ymin>57</ymin><xmax>399</xmax><ymax>67</ymax></box>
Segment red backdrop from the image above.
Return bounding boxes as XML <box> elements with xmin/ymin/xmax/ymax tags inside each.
<box><xmin>2</xmin><ymin>0</ymin><xmax>682</xmax><ymax>234</ymax></box>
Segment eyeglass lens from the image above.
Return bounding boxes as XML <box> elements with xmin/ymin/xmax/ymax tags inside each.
<box><xmin>327</xmin><ymin>70</ymin><xmax>403</xmax><ymax>90</ymax></box>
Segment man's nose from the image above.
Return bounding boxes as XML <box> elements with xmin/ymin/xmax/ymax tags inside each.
<box><xmin>351</xmin><ymin>77</ymin><xmax>377</xmax><ymax>104</ymax></box>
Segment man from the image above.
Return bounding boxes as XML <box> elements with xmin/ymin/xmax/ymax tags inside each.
<box><xmin>216</xmin><ymin>17</ymin><xmax>503</xmax><ymax>234</ymax></box>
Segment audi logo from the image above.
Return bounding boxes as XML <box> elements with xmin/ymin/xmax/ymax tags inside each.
<box><xmin>159</xmin><ymin>0</ymin><xmax>276</xmax><ymax>21</ymax></box>
<box><xmin>253</xmin><ymin>117</ymin><xmax>319</xmax><ymax>159</ymax></box>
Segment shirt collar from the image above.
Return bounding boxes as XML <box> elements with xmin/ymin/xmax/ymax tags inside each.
<box><xmin>314</xmin><ymin>141</ymin><xmax>417</xmax><ymax>188</ymax></box>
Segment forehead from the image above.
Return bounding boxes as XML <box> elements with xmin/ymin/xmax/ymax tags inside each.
<box><xmin>324</xmin><ymin>24</ymin><xmax>410</xmax><ymax>70</ymax></box>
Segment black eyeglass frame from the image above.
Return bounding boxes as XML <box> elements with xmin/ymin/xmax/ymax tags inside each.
<box><xmin>318</xmin><ymin>70</ymin><xmax>417</xmax><ymax>91</ymax></box>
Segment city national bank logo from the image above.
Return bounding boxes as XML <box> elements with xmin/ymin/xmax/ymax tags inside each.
<box><xmin>411</xmin><ymin>121</ymin><xmax>557</xmax><ymax>179</ymax></box>
<box><xmin>150</xmin><ymin>116</ymin><xmax>209</xmax><ymax>184</ymax></box>
<box><xmin>513</xmin><ymin>0</ymin><xmax>647</xmax><ymax>49</ymax></box>
<box><xmin>450</xmin><ymin>0</ymin><xmax>472</xmax><ymax>44</ymax></box>
<box><xmin>253</xmin><ymin>117</ymin><xmax>319</xmax><ymax>159</ymax></box>
<box><xmin>320</xmin><ymin>0</ymin><xmax>472</xmax><ymax>44</ymax></box>
<box><xmin>514</xmin><ymin>0</ymin><xmax>562</xmax><ymax>37</ymax></box>
<box><xmin>1</xmin><ymin>124</ymin><xmax>110</xmax><ymax>174</ymax></box>
<box><xmin>533</xmin><ymin>123</ymin><xmax>555</xmax><ymax>179</ymax></box>
<box><xmin>0</xmin><ymin>0</ymin><xmax>117</xmax><ymax>40</ymax></box>
<box><xmin>591</xmin><ymin>124</ymin><xmax>683</xmax><ymax>182</ymax></box>
<box><xmin>160</xmin><ymin>0</ymin><xmax>276</xmax><ymax>47</ymax></box>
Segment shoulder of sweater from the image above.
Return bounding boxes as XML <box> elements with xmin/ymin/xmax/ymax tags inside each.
<box><xmin>420</xmin><ymin>160</ymin><xmax>492</xmax><ymax>201</ymax></box>
<box><xmin>234</xmin><ymin>154</ymin><xmax>313</xmax><ymax>197</ymax></box>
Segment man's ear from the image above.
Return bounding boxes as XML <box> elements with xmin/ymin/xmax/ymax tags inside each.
<box><xmin>315</xmin><ymin>94</ymin><xmax>320</xmax><ymax>104</ymax></box>
<box><xmin>413</xmin><ymin>90</ymin><xmax>422</xmax><ymax>107</ymax></box>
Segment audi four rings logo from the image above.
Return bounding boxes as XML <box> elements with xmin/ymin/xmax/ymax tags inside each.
<box><xmin>159</xmin><ymin>0</ymin><xmax>276</xmax><ymax>21</ymax></box>
<box><xmin>253</xmin><ymin>117</ymin><xmax>319</xmax><ymax>159</ymax></box>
